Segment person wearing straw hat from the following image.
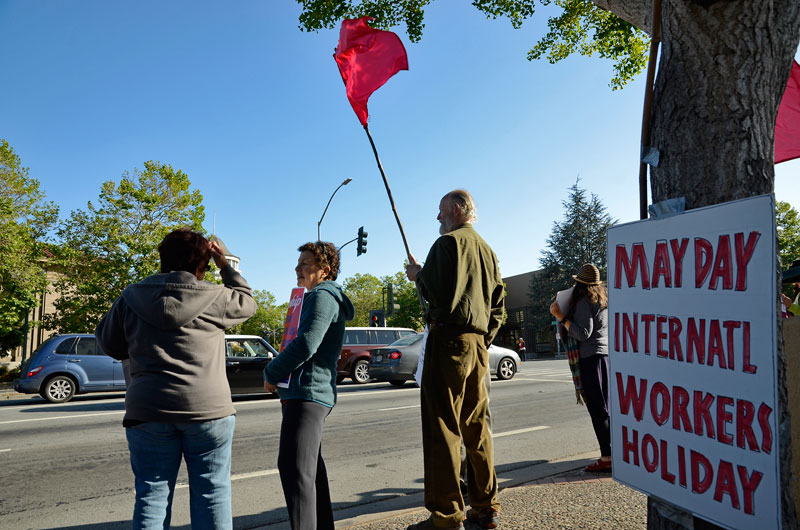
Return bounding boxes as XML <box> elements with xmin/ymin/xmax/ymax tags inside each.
<box><xmin>782</xmin><ymin>258</ymin><xmax>800</xmax><ymax>316</ymax></box>
<box><xmin>549</xmin><ymin>263</ymin><xmax>611</xmax><ymax>472</ymax></box>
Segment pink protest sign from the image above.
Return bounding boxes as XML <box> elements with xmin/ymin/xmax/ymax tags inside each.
<box><xmin>280</xmin><ymin>288</ymin><xmax>306</xmax><ymax>352</ymax></box>
<box><xmin>276</xmin><ymin>287</ymin><xmax>305</xmax><ymax>388</ymax></box>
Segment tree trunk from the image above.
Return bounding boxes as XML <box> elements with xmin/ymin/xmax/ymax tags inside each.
<box><xmin>638</xmin><ymin>1</ymin><xmax>800</xmax><ymax>529</ymax></box>
<box><xmin>649</xmin><ymin>0</ymin><xmax>799</xmax><ymax>208</ymax></box>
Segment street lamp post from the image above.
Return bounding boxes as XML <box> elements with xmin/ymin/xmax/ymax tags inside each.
<box><xmin>317</xmin><ymin>178</ymin><xmax>352</xmax><ymax>241</ymax></box>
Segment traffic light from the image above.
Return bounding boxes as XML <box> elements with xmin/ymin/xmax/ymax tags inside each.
<box><xmin>369</xmin><ymin>309</ymin><xmax>385</xmax><ymax>327</ymax></box>
<box><xmin>386</xmin><ymin>284</ymin><xmax>400</xmax><ymax>316</ymax></box>
<box><xmin>357</xmin><ymin>226</ymin><xmax>368</xmax><ymax>256</ymax></box>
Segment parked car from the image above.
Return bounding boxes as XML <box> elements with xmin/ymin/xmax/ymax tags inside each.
<box><xmin>15</xmin><ymin>334</ymin><xmax>125</xmax><ymax>403</ymax></box>
<box><xmin>14</xmin><ymin>333</ymin><xmax>278</xmax><ymax>403</ymax></box>
<box><xmin>337</xmin><ymin>327</ymin><xmax>416</xmax><ymax>384</ymax></box>
<box><xmin>224</xmin><ymin>335</ymin><xmax>278</xmax><ymax>394</ymax></box>
<box><xmin>369</xmin><ymin>333</ymin><xmax>521</xmax><ymax>386</ymax></box>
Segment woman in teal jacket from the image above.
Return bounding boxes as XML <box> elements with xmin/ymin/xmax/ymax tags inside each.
<box><xmin>264</xmin><ymin>241</ymin><xmax>354</xmax><ymax>530</ymax></box>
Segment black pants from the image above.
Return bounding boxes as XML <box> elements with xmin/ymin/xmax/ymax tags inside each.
<box><xmin>278</xmin><ymin>400</ymin><xmax>334</xmax><ymax>530</ymax></box>
<box><xmin>579</xmin><ymin>354</ymin><xmax>611</xmax><ymax>457</ymax></box>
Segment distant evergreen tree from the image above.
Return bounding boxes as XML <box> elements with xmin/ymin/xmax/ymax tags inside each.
<box><xmin>528</xmin><ymin>180</ymin><xmax>615</xmax><ymax>334</ymax></box>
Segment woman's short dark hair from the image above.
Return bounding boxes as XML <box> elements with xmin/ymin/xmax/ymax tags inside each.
<box><xmin>298</xmin><ymin>241</ymin><xmax>340</xmax><ymax>281</ymax></box>
<box><xmin>158</xmin><ymin>228</ymin><xmax>210</xmax><ymax>274</ymax></box>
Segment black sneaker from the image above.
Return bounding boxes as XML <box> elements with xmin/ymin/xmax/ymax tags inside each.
<box><xmin>466</xmin><ymin>508</ymin><xmax>498</xmax><ymax>529</ymax></box>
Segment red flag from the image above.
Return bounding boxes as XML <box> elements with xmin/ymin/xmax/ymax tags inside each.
<box><xmin>776</xmin><ymin>60</ymin><xmax>800</xmax><ymax>164</ymax></box>
<box><xmin>334</xmin><ymin>17</ymin><xmax>408</xmax><ymax>126</ymax></box>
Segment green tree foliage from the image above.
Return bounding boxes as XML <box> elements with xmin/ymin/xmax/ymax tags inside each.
<box><xmin>227</xmin><ymin>290</ymin><xmax>289</xmax><ymax>348</ymax></box>
<box><xmin>384</xmin><ymin>270</ymin><xmax>425</xmax><ymax>330</ymax></box>
<box><xmin>341</xmin><ymin>270</ymin><xmax>424</xmax><ymax>329</ymax></box>
<box><xmin>777</xmin><ymin>200</ymin><xmax>800</xmax><ymax>299</ymax></box>
<box><xmin>296</xmin><ymin>0</ymin><xmax>648</xmax><ymax>89</ymax></box>
<box><xmin>342</xmin><ymin>272</ymin><xmax>384</xmax><ymax>326</ymax></box>
<box><xmin>527</xmin><ymin>180</ymin><xmax>614</xmax><ymax>332</ymax></box>
<box><xmin>528</xmin><ymin>0</ymin><xmax>648</xmax><ymax>89</ymax></box>
<box><xmin>45</xmin><ymin>161</ymin><xmax>205</xmax><ymax>333</ymax></box>
<box><xmin>0</xmin><ymin>140</ymin><xmax>59</xmax><ymax>352</ymax></box>
<box><xmin>777</xmin><ymin>200</ymin><xmax>800</xmax><ymax>269</ymax></box>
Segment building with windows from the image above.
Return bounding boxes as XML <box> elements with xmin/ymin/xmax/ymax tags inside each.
<box><xmin>7</xmin><ymin>236</ymin><xmax>244</xmax><ymax>367</ymax></box>
<box><xmin>210</xmin><ymin>236</ymin><xmax>240</xmax><ymax>276</ymax></box>
<box><xmin>497</xmin><ymin>270</ymin><xmax>560</xmax><ymax>357</ymax></box>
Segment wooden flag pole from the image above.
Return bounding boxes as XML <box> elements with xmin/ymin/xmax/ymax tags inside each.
<box><xmin>363</xmin><ymin>124</ymin><xmax>427</xmax><ymax>314</ymax></box>
<box><xmin>638</xmin><ymin>0</ymin><xmax>663</xmax><ymax>220</ymax></box>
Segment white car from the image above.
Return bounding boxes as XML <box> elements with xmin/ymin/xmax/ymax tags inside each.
<box><xmin>369</xmin><ymin>333</ymin><xmax>521</xmax><ymax>386</ymax></box>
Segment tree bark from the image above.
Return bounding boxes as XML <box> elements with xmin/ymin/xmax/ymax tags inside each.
<box><xmin>594</xmin><ymin>0</ymin><xmax>652</xmax><ymax>34</ymax></box>
<box><xmin>649</xmin><ymin>0</ymin><xmax>799</xmax><ymax>208</ymax></box>
<box><xmin>595</xmin><ymin>1</ymin><xmax>800</xmax><ymax>528</ymax></box>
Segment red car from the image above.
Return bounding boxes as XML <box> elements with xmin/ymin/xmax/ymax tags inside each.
<box><xmin>337</xmin><ymin>327</ymin><xmax>416</xmax><ymax>384</ymax></box>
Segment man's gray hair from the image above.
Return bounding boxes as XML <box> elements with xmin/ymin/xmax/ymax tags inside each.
<box><xmin>445</xmin><ymin>189</ymin><xmax>478</xmax><ymax>223</ymax></box>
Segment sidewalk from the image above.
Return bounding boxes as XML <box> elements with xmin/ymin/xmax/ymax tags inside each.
<box><xmin>336</xmin><ymin>458</ymin><xmax>646</xmax><ymax>530</ymax></box>
<box><xmin>251</xmin><ymin>453</ymin><xmax>646</xmax><ymax>530</ymax></box>
<box><xmin>0</xmin><ymin>381</ymin><xmax>23</xmax><ymax>400</ymax></box>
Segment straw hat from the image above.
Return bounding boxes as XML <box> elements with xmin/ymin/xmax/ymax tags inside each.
<box><xmin>783</xmin><ymin>258</ymin><xmax>800</xmax><ymax>284</ymax></box>
<box><xmin>573</xmin><ymin>263</ymin><xmax>602</xmax><ymax>285</ymax></box>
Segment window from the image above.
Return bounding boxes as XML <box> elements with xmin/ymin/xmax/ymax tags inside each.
<box><xmin>54</xmin><ymin>337</ymin><xmax>77</xmax><ymax>354</ymax></box>
<box><xmin>75</xmin><ymin>337</ymin><xmax>101</xmax><ymax>355</ymax></box>
<box><xmin>344</xmin><ymin>330</ymin><xmax>370</xmax><ymax>345</ymax></box>
<box><xmin>391</xmin><ymin>333</ymin><xmax>423</xmax><ymax>346</ymax></box>
<box><xmin>241</xmin><ymin>339</ymin><xmax>272</xmax><ymax>357</ymax></box>
<box><xmin>375</xmin><ymin>330</ymin><xmax>396</xmax><ymax>344</ymax></box>
<box><xmin>226</xmin><ymin>339</ymin><xmax>275</xmax><ymax>358</ymax></box>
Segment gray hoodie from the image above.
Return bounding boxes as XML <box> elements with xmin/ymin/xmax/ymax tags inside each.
<box><xmin>96</xmin><ymin>266</ymin><xmax>257</xmax><ymax>423</ymax></box>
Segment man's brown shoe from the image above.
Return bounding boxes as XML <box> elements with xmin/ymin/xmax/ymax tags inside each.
<box><xmin>466</xmin><ymin>508</ymin><xmax>499</xmax><ymax>529</ymax></box>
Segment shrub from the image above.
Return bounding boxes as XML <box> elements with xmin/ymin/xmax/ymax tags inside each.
<box><xmin>0</xmin><ymin>366</ymin><xmax>21</xmax><ymax>382</ymax></box>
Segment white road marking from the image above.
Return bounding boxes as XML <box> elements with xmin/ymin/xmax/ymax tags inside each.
<box><xmin>0</xmin><ymin>448</ymin><xmax>11</xmax><ymax>452</ymax></box>
<box><xmin>175</xmin><ymin>468</ymin><xmax>280</xmax><ymax>489</ymax></box>
<box><xmin>171</xmin><ymin>427</ymin><xmax>551</xmax><ymax>488</ymax></box>
<box><xmin>0</xmin><ymin>411</ymin><xmax>123</xmax><ymax>425</ymax></box>
<box><xmin>493</xmin><ymin>426</ymin><xmax>550</xmax><ymax>438</ymax></box>
<box><xmin>379</xmin><ymin>405</ymin><xmax>419</xmax><ymax>411</ymax></box>
<box><xmin>513</xmin><ymin>377</ymin><xmax>573</xmax><ymax>383</ymax></box>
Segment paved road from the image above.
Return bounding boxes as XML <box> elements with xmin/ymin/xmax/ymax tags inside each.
<box><xmin>0</xmin><ymin>359</ymin><xmax>601</xmax><ymax>529</ymax></box>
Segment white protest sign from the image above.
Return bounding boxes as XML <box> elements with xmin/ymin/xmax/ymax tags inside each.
<box><xmin>607</xmin><ymin>194</ymin><xmax>779</xmax><ymax>530</ymax></box>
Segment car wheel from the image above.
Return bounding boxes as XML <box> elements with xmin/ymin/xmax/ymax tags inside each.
<box><xmin>41</xmin><ymin>375</ymin><xmax>76</xmax><ymax>403</ymax></box>
<box><xmin>389</xmin><ymin>380</ymin><xmax>406</xmax><ymax>387</ymax></box>
<box><xmin>496</xmin><ymin>357</ymin><xmax>516</xmax><ymax>381</ymax></box>
<box><xmin>336</xmin><ymin>375</ymin><xmax>345</xmax><ymax>384</ymax></box>
<box><xmin>351</xmin><ymin>360</ymin><xmax>370</xmax><ymax>384</ymax></box>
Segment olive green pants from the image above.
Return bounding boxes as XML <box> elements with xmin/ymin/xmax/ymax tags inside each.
<box><xmin>420</xmin><ymin>327</ymin><xmax>498</xmax><ymax>527</ymax></box>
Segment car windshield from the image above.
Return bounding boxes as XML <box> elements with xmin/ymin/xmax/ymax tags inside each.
<box><xmin>390</xmin><ymin>333</ymin><xmax>424</xmax><ymax>346</ymax></box>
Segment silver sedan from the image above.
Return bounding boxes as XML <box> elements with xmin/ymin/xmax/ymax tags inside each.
<box><xmin>368</xmin><ymin>332</ymin><xmax>521</xmax><ymax>387</ymax></box>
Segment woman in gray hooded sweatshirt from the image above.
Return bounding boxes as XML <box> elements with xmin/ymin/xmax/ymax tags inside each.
<box><xmin>96</xmin><ymin>228</ymin><xmax>256</xmax><ymax>530</ymax></box>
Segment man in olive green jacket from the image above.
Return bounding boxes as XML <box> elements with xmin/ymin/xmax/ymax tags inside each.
<box><xmin>405</xmin><ymin>190</ymin><xmax>505</xmax><ymax>530</ymax></box>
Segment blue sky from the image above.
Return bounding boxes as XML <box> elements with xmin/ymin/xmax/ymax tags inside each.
<box><xmin>3</xmin><ymin>1</ymin><xmax>798</xmax><ymax>303</ymax></box>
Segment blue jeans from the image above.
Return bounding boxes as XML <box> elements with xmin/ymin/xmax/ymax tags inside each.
<box><xmin>125</xmin><ymin>415</ymin><xmax>236</xmax><ymax>530</ymax></box>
